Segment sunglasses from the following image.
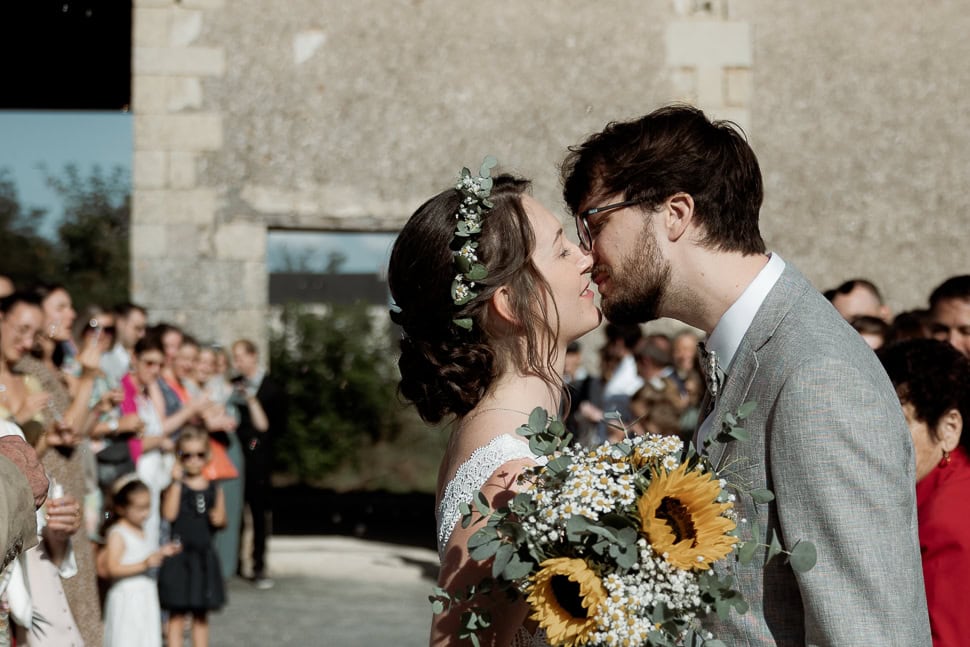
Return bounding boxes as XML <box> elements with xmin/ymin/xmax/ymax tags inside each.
<box><xmin>179</xmin><ymin>451</ymin><xmax>207</xmax><ymax>460</ymax></box>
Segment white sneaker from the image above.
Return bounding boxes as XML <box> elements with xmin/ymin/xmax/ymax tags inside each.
<box><xmin>253</xmin><ymin>576</ymin><xmax>274</xmax><ymax>590</ymax></box>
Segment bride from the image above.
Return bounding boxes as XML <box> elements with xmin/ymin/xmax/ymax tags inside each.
<box><xmin>388</xmin><ymin>160</ymin><xmax>600</xmax><ymax>646</ymax></box>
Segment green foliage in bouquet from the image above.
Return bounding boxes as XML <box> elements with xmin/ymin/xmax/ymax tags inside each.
<box><xmin>431</xmin><ymin>403</ymin><xmax>817</xmax><ymax>647</ymax></box>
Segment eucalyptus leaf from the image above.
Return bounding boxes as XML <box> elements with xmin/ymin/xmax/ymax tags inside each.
<box><xmin>715</xmin><ymin>599</ymin><xmax>732</xmax><ymax>621</ymax></box>
<box><xmin>731</xmin><ymin>597</ymin><xmax>749</xmax><ymax>614</ymax></box>
<box><xmin>544</xmin><ymin>455</ymin><xmax>572</xmax><ymax>475</ymax></box>
<box><xmin>789</xmin><ymin>540</ymin><xmax>818</xmax><ymax>572</ymax></box>
<box><xmin>502</xmin><ymin>553</ymin><xmax>533</xmax><ymax>580</ymax></box>
<box><xmin>510</xmin><ymin>492</ymin><xmax>533</xmax><ymax>513</ymax></box>
<box><xmin>750</xmin><ymin>520</ymin><xmax>761</xmax><ymax>541</ymax></box>
<box><xmin>611</xmin><ymin>542</ymin><xmax>638</xmax><ymax>570</ymax></box>
<box><xmin>566</xmin><ymin>515</ymin><xmax>592</xmax><ymax>541</ymax></box>
<box><xmin>492</xmin><ymin>543</ymin><xmax>513</xmax><ymax>579</ymax></box>
<box><xmin>613</xmin><ymin>441</ymin><xmax>633</xmax><ymax>457</ymax></box>
<box><xmin>723</xmin><ymin>412</ymin><xmax>737</xmax><ymax>427</ymax></box>
<box><xmin>615</xmin><ymin>524</ymin><xmax>640</xmax><ymax>544</ymax></box>
<box><xmin>474</xmin><ymin>491</ymin><xmax>491</xmax><ymax>516</ymax></box>
<box><xmin>737</xmin><ymin>401</ymin><xmax>757</xmax><ymax>418</ymax></box>
<box><xmin>766</xmin><ymin>531</ymin><xmax>783</xmax><ymax>563</ymax></box>
<box><xmin>466</xmin><ymin>264</ymin><xmax>487</xmax><ymax>281</ymax></box>
<box><xmin>738</xmin><ymin>540</ymin><xmax>758</xmax><ymax>565</ymax></box>
<box><xmin>586</xmin><ymin>524</ymin><xmax>619</xmax><ymax>542</ymax></box>
<box><xmin>453</xmin><ymin>317</ymin><xmax>473</xmax><ymax>330</ymax></box>
<box><xmin>467</xmin><ymin>539</ymin><xmax>498</xmax><ymax>562</ymax></box>
<box><xmin>749</xmin><ymin>488</ymin><xmax>775</xmax><ymax>504</ymax></box>
<box><xmin>528</xmin><ymin>407</ymin><xmax>548</xmax><ymax>433</ymax></box>
<box><xmin>728</xmin><ymin>426</ymin><xmax>750</xmax><ymax>442</ymax></box>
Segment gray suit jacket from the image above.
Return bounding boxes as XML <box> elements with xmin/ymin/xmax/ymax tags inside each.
<box><xmin>699</xmin><ymin>263</ymin><xmax>931</xmax><ymax>646</ymax></box>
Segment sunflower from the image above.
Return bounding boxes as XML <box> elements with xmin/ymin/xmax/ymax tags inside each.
<box><xmin>527</xmin><ymin>557</ymin><xmax>606</xmax><ymax>646</ymax></box>
<box><xmin>637</xmin><ymin>461</ymin><xmax>737</xmax><ymax>570</ymax></box>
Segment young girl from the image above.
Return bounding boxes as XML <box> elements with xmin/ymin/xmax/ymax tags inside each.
<box><xmin>158</xmin><ymin>426</ymin><xmax>227</xmax><ymax>647</ymax></box>
<box><xmin>102</xmin><ymin>478</ymin><xmax>181</xmax><ymax>647</ymax></box>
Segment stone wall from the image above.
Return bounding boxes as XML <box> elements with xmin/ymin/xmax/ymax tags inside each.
<box><xmin>131</xmin><ymin>0</ymin><xmax>970</xmax><ymax>350</ymax></box>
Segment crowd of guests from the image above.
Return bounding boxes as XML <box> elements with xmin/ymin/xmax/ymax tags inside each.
<box><xmin>564</xmin><ymin>323</ymin><xmax>704</xmax><ymax>447</ymax></box>
<box><xmin>0</xmin><ymin>276</ymin><xmax>285</xmax><ymax>647</ymax></box>
<box><xmin>564</xmin><ymin>272</ymin><xmax>970</xmax><ymax>645</ymax></box>
<box><xmin>1</xmin><ymin>266</ymin><xmax>966</xmax><ymax>644</ymax></box>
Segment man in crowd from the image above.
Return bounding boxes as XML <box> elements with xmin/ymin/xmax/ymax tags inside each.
<box><xmin>231</xmin><ymin>339</ymin><xmax>286</xmax><ymax>590</ymax></box>
<box><xmin>100</xmin><ymin>302</ymin><xmax>148</xmax><ymax>384</ymax></box>
<box><xmin>928</xmin><ymin>275</ymin><xmax>970</xmax><ymax>357</ymax></box>
<box><xmin>825</xmin><ymin>277</ymin><xmax>892</xmax><ymax>322</ymax></box>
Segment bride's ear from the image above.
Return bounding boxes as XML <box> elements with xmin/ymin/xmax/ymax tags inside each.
<box><xmin>489</xmin><ymin>286</ymin><xmax>520</xmax><ymax>327</ymax></box>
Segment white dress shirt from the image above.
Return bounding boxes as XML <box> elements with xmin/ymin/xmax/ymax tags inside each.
<box><xmin>696</xmin><ymin>253</ymin><xmax>786</xmax><ymax>447</ymax></box>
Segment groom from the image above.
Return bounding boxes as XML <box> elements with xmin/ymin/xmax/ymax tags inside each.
<box><xmin>562</xmin><ymin>105</ymin><xmax>931</xmax><ymax>645</ymax></box>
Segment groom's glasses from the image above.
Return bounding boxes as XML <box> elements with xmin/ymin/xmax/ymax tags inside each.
<box><xmin>574</xmin><ymin>199</ymin><xmax>642</xmax><ymax>252</ymax></box>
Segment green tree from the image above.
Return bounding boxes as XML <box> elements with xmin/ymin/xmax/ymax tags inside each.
<box><xmin>45</xmin><ymin>163</ymin><xmax>130</xmax><ymax>309</ymax></box>
<box><xmin>0</xmin><ymin>169</ymin><xmax>59</xmax><ymax>284</ymax></box>
<box><xmin>0</xmin><ymin>164</ymin><xmax>130</xmax><ymax>310</ymax></box>
<box><xmin>270</xmin><ymin>301</ymin><xmax>401</xmax><ymax>483</ymax></box>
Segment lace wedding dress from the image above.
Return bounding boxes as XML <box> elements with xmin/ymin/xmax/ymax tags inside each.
<box><xmin>436</xmin><ymin>434</ymin><xmax>550</xmax><ymax>647</ymax></box>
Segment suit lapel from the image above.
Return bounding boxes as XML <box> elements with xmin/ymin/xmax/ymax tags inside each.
<box><xmin>701</xmin><ymin>263</ymin><xmax>809</xmax><ymax>469</ymax></box>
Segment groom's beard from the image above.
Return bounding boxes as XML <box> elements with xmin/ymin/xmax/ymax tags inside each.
<box><xmin>599</xmin><ymin>224</ymin><xmax>670</xmax><ymax>325</ymax></box>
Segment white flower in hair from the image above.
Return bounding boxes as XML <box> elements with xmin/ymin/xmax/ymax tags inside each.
<box><xmin>450</xmin><ymin>155</ymin><xmax>498</xmax><ymax>330</ymax></box>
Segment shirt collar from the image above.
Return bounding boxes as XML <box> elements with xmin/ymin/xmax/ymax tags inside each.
<box><xmin>704</xmin><ymin>253</ymin><xmax>786</xmax><ymax>374</ymax></box>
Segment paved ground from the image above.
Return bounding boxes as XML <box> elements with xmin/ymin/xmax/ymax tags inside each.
<box><xmin>209</xmin><ymin>536</ymin><xmax>439</xmax><ymax>647</ymax></box>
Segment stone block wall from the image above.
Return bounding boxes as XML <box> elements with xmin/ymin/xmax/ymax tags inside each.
<box><xmin>131</xmin><ymin>0</ymin><xmax>970</xmax><ymax>351</ymax></box>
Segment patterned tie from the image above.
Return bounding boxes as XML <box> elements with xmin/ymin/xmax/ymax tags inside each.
<box><xmin>697</xmin><ymin>342</ymin><xmax>724</xmax><ymax>401</ymax></box>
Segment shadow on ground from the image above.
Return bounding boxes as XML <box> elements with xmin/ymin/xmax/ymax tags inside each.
<box><xmin>273</xmin><ymin>485</ymin><xmax>437</xmax><ymax>551</ymax></box>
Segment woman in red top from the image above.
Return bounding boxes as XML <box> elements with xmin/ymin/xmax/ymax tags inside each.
<box><xmin>879</xmin><ymin>339</ymin><xmax>970</xmax><ymax>646</ymax></box>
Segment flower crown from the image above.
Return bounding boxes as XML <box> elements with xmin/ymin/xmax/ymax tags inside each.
<box><xmin>450</xmin><ymin>155</ymin><xmax>498</xmax><ymax>330</ymax></box>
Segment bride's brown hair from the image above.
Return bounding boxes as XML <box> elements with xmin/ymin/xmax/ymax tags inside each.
<box><xmin>388</xmin><ymin>174</ymin><xmax>562</xmax><ymax>424</ymax></box>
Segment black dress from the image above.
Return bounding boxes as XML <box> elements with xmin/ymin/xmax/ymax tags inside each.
<box><xmin>158</xmin><ymin>481</ymin><xmax>226</xmax><ymax>612</ymax></box>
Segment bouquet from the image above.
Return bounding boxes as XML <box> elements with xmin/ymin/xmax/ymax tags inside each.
<box><xmin>432</xmin><ymin>405</ymin><xmax>816</xmax><ymax>647</ymax></box>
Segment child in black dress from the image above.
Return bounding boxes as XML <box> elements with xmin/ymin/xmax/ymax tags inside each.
<box><xmin>158</xmin><ymin>426</ymin><xmax>227</xmax><ymax>647</ymax></box>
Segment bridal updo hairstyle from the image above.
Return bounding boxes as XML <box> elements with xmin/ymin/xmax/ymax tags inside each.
<box><xmin>389</xmin><ymin>174</ymin><xmax>561</xmax><ymax>424</ymax></box>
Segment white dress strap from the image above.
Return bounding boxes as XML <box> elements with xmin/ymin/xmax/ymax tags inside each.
<box><xmin>436</xmin><ymin>434</ymin><xmax>539</xmax><ymax>558</ymax></box>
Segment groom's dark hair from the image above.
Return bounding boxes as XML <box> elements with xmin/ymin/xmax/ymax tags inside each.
<box><xmin>561</xmin><ymin>104</ymin><xmax>766</xmax><ymax>255</ymax></box>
